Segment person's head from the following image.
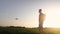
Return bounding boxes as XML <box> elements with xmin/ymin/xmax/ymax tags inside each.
<box><xmin>39</xmin><ymin>9</ymin><xmax>42</xmax><ymax>13</ymax></box>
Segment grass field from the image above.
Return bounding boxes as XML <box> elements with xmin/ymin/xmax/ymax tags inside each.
<box><xmin>0</xmin><ymin>26</ymin><xmax>60</xmax><ymax>34</ymax></box>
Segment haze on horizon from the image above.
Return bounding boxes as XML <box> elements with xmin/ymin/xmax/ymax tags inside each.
<box><xmin>0</xmin><ymin>0</ymin><xmax>60</xmax><ymax>28</ymax></box>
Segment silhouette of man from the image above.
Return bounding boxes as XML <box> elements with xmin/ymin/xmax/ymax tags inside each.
<box><xmin>39</xmin><ymin>9</ymin><xmax>45</xmax><ymax>34</ymax></box>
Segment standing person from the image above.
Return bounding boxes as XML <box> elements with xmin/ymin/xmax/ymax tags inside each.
<box><xmin>39</xmin><ymin>9</ymin><xmax>45</xmax><ymax>34</ymax></box>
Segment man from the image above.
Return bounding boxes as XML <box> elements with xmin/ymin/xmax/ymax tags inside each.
<box><xmin>39</xmin><ymin>9</ymin><xmax>45</xmax><ymax>34</ymax></box>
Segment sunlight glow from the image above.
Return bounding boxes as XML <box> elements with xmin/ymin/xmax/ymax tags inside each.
<box><xmin>43</xmin><ymin>5</ymin><xmax>60</xmax><ymax>28</ymax></box>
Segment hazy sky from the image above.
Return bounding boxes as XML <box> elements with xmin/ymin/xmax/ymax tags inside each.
<box><xmin>0</xmin><ymin>0</ymin><xmax>60</xmax><ymax>28</ymax></box>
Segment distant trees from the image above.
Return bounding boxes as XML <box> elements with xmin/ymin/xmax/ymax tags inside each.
<box><xmin>0</xmin><ymin>26</ymin><xmax>25</xmax><ymax>28</ymax></box>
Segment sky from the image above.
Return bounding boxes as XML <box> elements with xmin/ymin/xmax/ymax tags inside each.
<box><xmin>0</xmin><ymin>0</ymin><xmax>60</xmax><ymax>28</ymax></box>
